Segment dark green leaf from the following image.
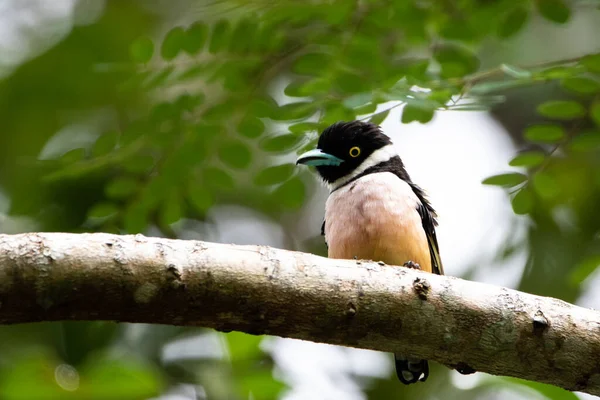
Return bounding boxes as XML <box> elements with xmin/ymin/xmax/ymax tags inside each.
<box><xmin>209</xmin><ymin>20</ymin><xmax>231</xmax><ymax>53</ymax></box>
<box><xmin>105</xmin><ymin>177</ymin><xmax>138</xmax><ymax>199</ymax></box>
<box><xmin>230</xmin><ymin>18</ymin><xmax>256</xmax><ymax>53</ymax></box>
<box><xmin>60</xmin><ymin>148</ymin><xmax>86</xmax><ymax>163</ymax></box>
<box><xmin>570</xmin><ymin>255</ymin><xmax>600</xmax><ymax>285</ymax></box>
<box><xmin>537</xmin><ymin>0</ymin><xmax>571</xmax><ymax>24</ymax></box>
<box><xmin>92</xmin><ymin>132</ymin><xmax>118</xmax><ymax>157</ymax></box>
<box><xmin>273</xmin><ymin>177</ymin><xmax>305</xmax><ymax>209</ymax></box>
<box><xmin>88</xmin><ymin>203</ymin><xmax>119</xmax><ymax>219</ymax></box>
<box><xmin>591</xmin><ymin>101</ymin><xmax>600</xmax><ymax>126</ymax></box>
<box><xmin>433</xmin><ymin>44</ymin><xmax>480</xmax><ymax>78</ymax></box>
<box><xmin>218</xmin><ymin>141</ymin><xmax>252</xmax><ymax>169</ymax></box>
<box><xmin>569</xmin><ymin>131</ymin><xmax>600</xmax><ymax>152</ymax></box>
<box><xmin>532</xmin><ymin>171</ymin><xmax>560</xmax><ymax>199</ymax></box>
<box><xmin>254</xmin><ymin>164</ymin><xmax>295</xmax><ymax>186</ymax></box>
<box><xmin>160</xmin><ymin>191</ymin><xmax>183</xmax><ymax>226</ymax></box>
<box><xmin>124</xmin><ymin>203</ymin><xmax>149</xmax><ymax>234</ymax></box>
<box><xmin>260</xmin><ymin>134</ymin><xmax>303</xmax><ymax>153</ymax></box>
<box><xmin>161</xmin><ymin>27</ymin><xmax>185</xmax><ymax>60</ymax></box>
<box><xmin>509</xmin><ymin>151</ymin><xmax>546</xmax><ymax>167</ymax></box>
<box><xmin>581</xmin><ymin>53</ymin><xmax>600</xmax><ymax>74</ymax></box>
<box><xmin>561</xmin><ymin>77</ymin><xmax>600</xmax><ymax>94</ymax></box>
<box><xmin>271</xmin><ymin>102</ymin><xmax>316</xmax><ymax>121</ymax></box>
<box><xmin>238</xmin><ymin>116</ymin><xmax>265</xmax><ymax>138</ymax></box>
<box><xmin>497</xmin><ymin>7</ymin><xmax>529</xmax><ymax>38</ymax></box>
<box><xmin>249</xmin><ymin>96</ymin><xmax>278</xmax><ymax>118</ymax></box>
<box><xmin>183</xmin><ymin>22</ymin><xmax>208</xmax><ymax>55</ymax></box>
<box><xmin>129</xmin><ymin>36</ymin><xmax>154</xmax><ymax>63</ymax></box>
<box><xmin>292</xmin><ymin>53</ymin><xmax>330</xmax><ymax>76</ymax></box>
<box><xmin>482</xmin><ymin>173</ymin><xmax>527</xmax><ymax>187</ymax></box>
<box><xmin>511</xmin><ymin>187</ymin><xmax>534</xmax><ymax>215</ymax></box>
<box><xmin>369</xmin><ymin>109</ymin><xmax>390</xmax><ymax>125</ymax></box>
<box><xmin>537</xmin><ymin>100</ymin><xmax>585</xmax><ymax>120</ymax></box>
<box><xmin>401</xmin><ymin>102</ymin><xmax>435</xmax><ymax>124</ymax></box>
<box><xmin>204</xmin><ymin>167</ymin><xmax>235</xmax><ymax>190</ymax></box>
<box><xmin>289</xmin><ymin>122</ymin><xmax>321</xmax><ymax>134</ymax></box>
<box><xmin>123</xmin><ymin>155</ymin><xmax>155</xmax><ymax>174</ymax></box>
<box><xmin>320</xmin><ymin>103</ymin><xmax>355</xmax><ymax>125</ymax></box>
<box><xmin>524</xmin><ymin>124</ymin><xmax>565</xmax><ymax>143</ymax></box>
<box><xmin>333</xmin><ymin>71</ymin><xmax>370</xmax><ymax>94</ymax></box>
<box><xmin>188</xmin><ymin>185</ymin><xmax>214</xmax><ymax>214</ymax></box>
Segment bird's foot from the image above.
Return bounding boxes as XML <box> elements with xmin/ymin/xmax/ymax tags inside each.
<box><xmin>403</xmin><ymin>260</ymin><xmax>421</xmax><ymax>270</ymax></box>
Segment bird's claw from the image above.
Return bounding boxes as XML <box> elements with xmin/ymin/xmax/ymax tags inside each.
<box><xmin>403</xmin><ymin>260</ymin><xmax>421</xmax><ymax>270</ymax></box>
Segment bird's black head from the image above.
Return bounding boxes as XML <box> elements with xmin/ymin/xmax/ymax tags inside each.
<box><xmin>296</xmin><ymin>121</ymin><xmax>393</xmax><ymax>184</ymax></box>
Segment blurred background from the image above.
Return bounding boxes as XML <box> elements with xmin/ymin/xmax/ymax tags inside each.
<box><xmin>0</xmin><ymin>0</ymin><xmax>599</xmax><ymax>399</ymax></box>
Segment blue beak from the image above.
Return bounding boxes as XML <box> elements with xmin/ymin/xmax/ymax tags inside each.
<box><xmin>296</xmin><ymin>149</ymin><xmax>344</xmax><ymax>167</ymax></box>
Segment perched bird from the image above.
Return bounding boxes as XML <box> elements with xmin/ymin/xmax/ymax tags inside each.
<box><xmin>296</xmin><ymin>120</ymin><xmax>443</xmax><ymax>385</ymax></box>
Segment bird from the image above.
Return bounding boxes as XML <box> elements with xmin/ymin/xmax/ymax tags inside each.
<box><xmin>295</xmin><ymin>120</ymin><xmax>443</xmax><ymax>385</ymax></box>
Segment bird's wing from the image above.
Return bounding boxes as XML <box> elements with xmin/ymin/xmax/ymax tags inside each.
<box><xmin>417</xmin><ymin>202</ymin><xmax>444</xmax><ymax>276</ymax></box>
<box><xmin>321</xmin><ymin>219</ymin><xmax>328</xmax><ymax>248</ymax></box>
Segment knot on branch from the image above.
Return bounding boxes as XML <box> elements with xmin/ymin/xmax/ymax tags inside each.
<box><xmin>413</xmin><ymin>277</ymin><xmax>430</xmax><ymax>300</ymax></box>
<box><xmin>533</xmin><ymin>310</ymin><xmax>549</xmax><ymax>335</ymax></box>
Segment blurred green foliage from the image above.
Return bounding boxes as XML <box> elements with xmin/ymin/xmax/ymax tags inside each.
<box><xmin>0</xmin><ymin>0</ymin><xmax>599</xmax><ymax>399</ymax></box>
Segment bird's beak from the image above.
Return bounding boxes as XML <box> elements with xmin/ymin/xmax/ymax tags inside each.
<box><xmin>296</xmin><ymin>149</ymin><xmax>344</xmax><ymax>167</ymax></box>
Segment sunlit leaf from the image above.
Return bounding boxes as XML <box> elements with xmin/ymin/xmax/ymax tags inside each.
<box><xmin>509</xmin><ymin>151</ymin><xmax>546</xmax><ymax>167</ymax></box>
<box><xmin>218</xmin><ymin>141</ymin><xmax>252</xmax><ymax>169</ymax></box>
<box><xmin>561</xmin><ymin>77</ymin><xmax>600</xmax><ymax>95</ymax></box>
<box><xmin>260</xmin><ymin>134</ymin><xmax>303</xmax><ymax>153</ymax></box>
<box><xmin>482</xmin><ymin>173</ymin><xmax>527</xmax><ymax>187</ymax></box>
<box><xmin>537</xmin><ymin>100</ymin><xmax>585</xmax><ymax>120</ymax></box>
<box><xmin>569</xmin><ymin>131</ymin><xmax>600</xmax><ymax>152</ymax></box>
<box><xmin>105</xmin><ymin>177</ymin><xmax>138</xmax><ymax>199</ymax></box>
<box><xmin>511</xmin><ymin>187</ymin><xmax>534</xmax><ymax>215</ymax></box>
<box><xmin>537</xmin><ymin>0</ymin><xmax>571</xmax><ymax>24</ymax></box>
<box><xmin>129</xmin><ymin>36</ymin><xmax>154</xmax><ymax>63</ymax></box>
<box><xmin>183</xmin><ymin>22</ymin><xmax>208</xmax><ymax>55</ymax></box>
<box><xmin>254</xmin><ymin>164</ymin><xmax>295</xmax><ymax>186</ymax></box>
<box><xmin>161</xmin><ymin>27</ymin><xmax>185</xmax><ymax>60</ymax></box>
<box><xmin>532</xmin><ymin>171</ymin><xmax>560</xmax><ymax>199</ymax></box>
<box><xmin>497</xmin><ymin>7</ymin><xmax>529</xmax><ymax>38</ymax></box>
<box><xmin>524</xmin><ymin>124</ymin><xmax>565</xmax><ymax>143</ymax></box>
<box><xmin>273</xmin><ymin>177</ymin><xmax>305</xmax><ymax>209</ymax></box>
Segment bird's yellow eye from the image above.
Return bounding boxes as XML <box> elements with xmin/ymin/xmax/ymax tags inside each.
<box><xmin>349</xmin><ymin>146</ymin><xmax>361</xmax><ymax>158</ymax></box>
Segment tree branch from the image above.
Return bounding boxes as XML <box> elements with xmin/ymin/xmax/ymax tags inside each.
<box><xmin>0</xmin><ymin>232</ymin><xmax>599</xmax><ymax>395</ymax></box>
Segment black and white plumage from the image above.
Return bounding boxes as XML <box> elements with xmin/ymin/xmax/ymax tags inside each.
<box><xmin>296</xmin><ymin>121</ymin><xmax>443</xmax><ymax>384</ymax></box>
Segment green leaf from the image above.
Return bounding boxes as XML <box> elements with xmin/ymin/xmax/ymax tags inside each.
<box><xmin>482</xmin><ymin>173</ymin><xmax>527</xmax><ymax>187</ymax></box>
<box><xmin>537</xmin><ymin>0</ymin><xmax>570</xmax><ymax>24</ymax></box>
<box><xmin>188</xmin><ymin>185</ymin><xmax>214</xmax><ymax>215</ymax></box>
<box><xmin>254</xmin><ymin>164</ymin><xmax>295</xmax><ymax>186</ymax></box>
<box><xmin>511</xmin><ymin>187</ymin><xmax>534</xmax><ymax>215</ymax></box>
<box><xmin>271</xmin><ymin>102</ymin><xmax>316</xmax><ymax>121</ymax></box>
<box><xmin>401</xmin><ymin>102</ymin><xmax>435</xmax><ymax>124</ymax></box>
<box><xmin>524</xmin><ymin>124</ymin><xmax>565</xmax><ymax>143</ymax></box>
<box><xmin>581</xmin><ymin>53</ymin><xmax>600</xmax><ymax>74</ymax></box>
<box><xmin>561</xmin><ymin>77</ymin><xmax>600</xmax><ymax>95</ymax></box>
<box><xmin>60</xmin><ymin>148</ymin><xmax>86</xmax><ymax>163</ymax></box>
<box><xmin>289</xmin><ymin>122</ymin><xmax>321</xmax><ymax>134</ymax></box>
<box><xmin>260</xmin><ymin>134</ymin><xmax>303</xmax><ymax>153</ymax></box>
<box><xmin>273</xmin><ymin>177</ymin><xmax>305</xmax><ymax>209</ymax></box>
<box><xmin>570</xmin><ymin>255</ymin><xmax>600</xmax><ymax>285</ymax></box>
<box><xmin>342</xmin><ymin>93</ymin><xmax>372</xmax><ymax>109</ymax></box>
<box><xmin>369</xmin><ymin>109</ymin><xmax>390</xmax><ymax>125</ymax></box>
<box><xmin>497</xmin><ymin>7</ymin><xmax>529</xmax><ymax>38</ymax></box>
<box><xmin>88</xmin><ymin>202</ymin><xmax>119</xmax><ymax>219</ymax></box>
<box><xmin>183</xmin><ymin>22</ymin><xmax>208</xmax><ymax>55</ymax></box>
<box><xmin>218</xmin><ymin>141</ymin><xmax>252</xmax><ymax>169</ymax></box>
<box><xmin>292</xmin><ymin>53</ymin><xmax>330</xmax><ymax>76</ymax></box>
<box><xmin>209</xmin><ymin>20</ymin><xmax>231</xmax><ymax>53</ymax></box>
<box><xmin>433</xmin><ymin>44</ymin><xmax>480</xmax><ymax>78</ymax></box>
<box><xmin>161</xmin><ymin>27</ymin><xmax>185</xmax><ymax>60</ymax></box>
<box><xmin>537</xmin><ymin>100</ymin><xmax>585</xmax><ymax>120</ymax></box>
<box><xmin>129</xmin><ymin>36</ymin><xmax>154</xmax><ymax>63</ymax></box>
<box><xmin>105</xmin><ymin>177</ymin><xmax>138</xmax><ymax>199</ymax></box>
<box><xmin>92</xmin><ymin>132</ymin><xmax>118</xmax><ymax>157</ymax></box>
<box><xmin>230</xmin><ymin>18</ymin><xmax>256</xmax><ymax>53</ymax></box>
<box><xmin>532</xmin><ymin>171</ymin><xmax>560</xmax><ymax>199</ymax></box>
<box><xmin>500</xmin><ymin>64</ymin><xmax>532</xmax><ymax>79</ymax></box>
<box><xmin>469</xmin><ymin>79</ymin><xmax>530</xmax><ymax>95</ymax></box>
<box><xmin>333</xmin><ymin>71</ymin><xmax>370</xmax><ymax>94</ymax></box>
<box><xmin>123</xmin><ymin>155</ymin><xmax>155</xmax><ymax>174</ymax></box>
<box><xmin>590</xmin><ymin>101</ymin><xmax>600</xmax><ymax>126</ymax></box>
<box><xmin>249</xmin><ymin>96</ymin><xmax>278</xmax><ymax>118</ymax></box>
<box><xmin>124</xmin><ymin>203</ymin><xmax>149</xmax><ymax>234</ymax></box>
<box><xmin>569</xmin><ymin>131</ymin><xmax>600</xmax><ymax>152</ymax></box>
<box><xmin>144</xmin><ymin>66</ymin><xmax>175</xmax><ymax>89</ymax></box>
<box><xmin>237</xmin><ymin>116</ymin><xmax>265</xmax><ymax>138</ymax></box>
<box><xmin>160</xmin><ymin>191</ymin><xmax>183</xmax><ymax>226</ymax></box>
<box><xmin>509</xmin><ymin>151</ymin><xmax>546</xmax><ymax>167</ymax></box>
<box><xmin>204</xmin><ymin>167</ymin><xmax>235</xmax><ymax>190</ymax></box>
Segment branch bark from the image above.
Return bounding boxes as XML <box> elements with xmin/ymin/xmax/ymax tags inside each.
<box><xmin>0</xmin><ymin>232</ymin><xmax>599</xmax><ymax>395</ymax></box>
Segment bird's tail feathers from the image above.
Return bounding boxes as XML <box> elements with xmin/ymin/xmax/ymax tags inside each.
<box><xmin>394</xmin><ymin>353</ymin><xmax>429</xmax><ymax>384</ymax></box>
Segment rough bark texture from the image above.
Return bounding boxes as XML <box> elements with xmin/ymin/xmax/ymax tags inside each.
<box><xmin>0</xmin><ymin>233</ymin><xmax>599</xmax><ymax>395</ymax></box>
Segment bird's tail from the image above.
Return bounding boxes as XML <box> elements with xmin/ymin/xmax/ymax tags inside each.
<box><xmin>394</xmin><ymin>353</ymin><xmax>429</xmax><ymax>384</ymax></box>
